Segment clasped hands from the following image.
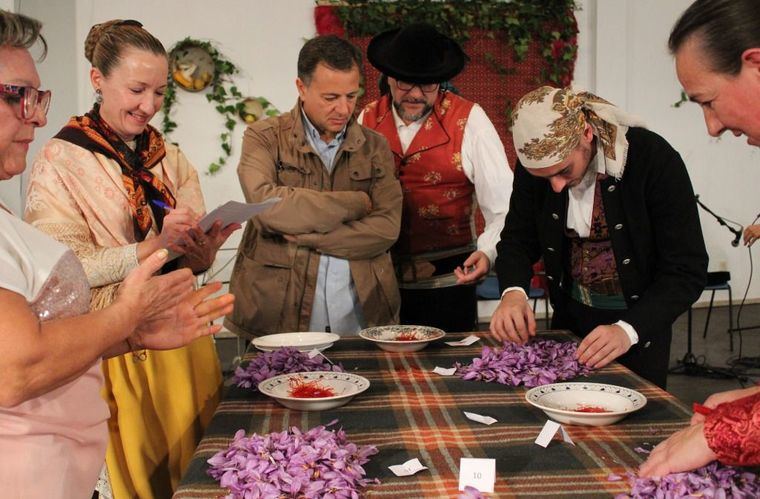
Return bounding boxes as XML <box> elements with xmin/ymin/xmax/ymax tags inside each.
<box><xmin>489</xmin><ymin>290</ymin><xmax>631</xmax><ymax>369</ymax></box>
<box><xmin>638</xmin><ymin>385</ymin><xmax>760</xmax><ymax>478</ymax></box>
<box><xmin>117</xmin><ymin>249</ymin><xmax>235</xmax><ymax>351</ymax></box>
<box><xmin>158</xmin><ymin>206</ymin><xmax>241</xmax><ymax>273</ymax></box>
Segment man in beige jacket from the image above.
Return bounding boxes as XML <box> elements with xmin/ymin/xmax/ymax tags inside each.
<box><xmin>225</xmin><ymin>35</ymin><xmax>402</xmax><ymax>338</ymax></box>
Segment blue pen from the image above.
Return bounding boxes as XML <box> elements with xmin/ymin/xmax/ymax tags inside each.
<box><xmin>151</xmin><ymin>199</ymin><xmax>173</xmax><ymax>211</ymax></box>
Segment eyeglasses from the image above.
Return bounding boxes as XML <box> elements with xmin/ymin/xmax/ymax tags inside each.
<box><xmin>0</xmin><ymin>84</ymin><xmax>52</xmax><ymax>120</ymax></box>
<box><xmin>395</xmin><ymin>80</ymin><xmax>440</xmax><ymax>93</ymax></box>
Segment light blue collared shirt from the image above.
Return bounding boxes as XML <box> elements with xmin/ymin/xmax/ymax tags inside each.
<box><xmin>301</xmin><ymin>110</ymin><xmax>365</xmax><ymax>335</ymax></box>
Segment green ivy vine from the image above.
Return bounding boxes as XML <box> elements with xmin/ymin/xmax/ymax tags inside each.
<box><xmin>162</xmin><ymin>38</ymin><xmax>244</xmax><ymax>174</ymax></box>
<box><xmin>331</xmin><ymin>0</ymin><xmax>578</xmax><ymax>88</ymax></box>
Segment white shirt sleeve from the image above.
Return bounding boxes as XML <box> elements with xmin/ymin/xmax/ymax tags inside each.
<box><xmin>460</xmin><ymin>104</ymin><xmax>512</xmax><ymax>267</ymax></box>
<box><xmin>614</xmin><ymin>320</ymin><xmax>640</xmax><ymax>346</ymax></box>
<box><xmin>501</xmin><ymin>286</ymin><xmax>529</xmax><ymax>300</ymax></box>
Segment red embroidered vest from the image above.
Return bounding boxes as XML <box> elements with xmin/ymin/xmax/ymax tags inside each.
<box><xmin>362</xmin><ymin>92</ymin><xmax>481</xmax><ymax>257</ymax></box>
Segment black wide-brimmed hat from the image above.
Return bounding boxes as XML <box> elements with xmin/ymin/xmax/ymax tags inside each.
<box><xmin>367</xmin><ymin>23</ymin><xmax>468</xmax><ymax>84</ymax></box>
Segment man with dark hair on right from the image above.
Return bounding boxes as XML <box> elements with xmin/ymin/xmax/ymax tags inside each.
<box><xmin>226</xmin><ymin>35</ymin><xmax>402</xmax><ymax>337</ymax></box>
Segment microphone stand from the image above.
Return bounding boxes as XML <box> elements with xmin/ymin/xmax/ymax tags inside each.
<box><xmin>669</xmin><ymin>196</ymin><xmax>743</xmax><ymax>379</ymax></box>
<box><xmin>695</xmin><ymin>195</ymin><xmax>743</xmax><ymax>247</ymax></box>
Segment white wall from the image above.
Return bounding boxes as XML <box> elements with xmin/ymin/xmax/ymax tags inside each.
<box><xmin>584</xmin><ymin>0</ymin><xmax>760</xmax><ymax>305</ymax></box>
<box><xmin>17</xmin><ymin>0</ymin><xmax>78</xmax><ymax>208</ymax></box>
<box><xmin>10</xmin><ymin>0</ymin><xmax>760</xmax><ymax>304</ymax></box>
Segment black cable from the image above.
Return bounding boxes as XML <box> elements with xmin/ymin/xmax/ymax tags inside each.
<box><xmin>724</xmin><ymin>215</ymin><xmax>760</xmax><ymax>386</ymax></box>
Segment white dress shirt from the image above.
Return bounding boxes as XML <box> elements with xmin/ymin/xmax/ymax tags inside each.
<box><xmin>301</xmin><ymin>111</ymin><xmax>365</xmax><ymax>335</ymax></box>
<box><xmin>358</xmin><ymin>102</ymin><xmax>512</xmax><ymax>266</ymax></box>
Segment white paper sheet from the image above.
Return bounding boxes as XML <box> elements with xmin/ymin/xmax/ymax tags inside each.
<box><xmin>433</xmin><ymin>366</ymin><xmax>457</xmax><ymax>376</ymax></box>
<box><xmin>445</xmin><ymin>334</ymin><xmax>481</xmax><ymax>347</ymax></box>
<box><xmin>463</xmin><ymin>411</ymin><xmax>498</xmax><ymax>425</ymax></box>
<box><xmin>534</xmin><ymin>420</ymin><xmax>575</xmax><ymax>448</ymax></box>
<box><xmin>388</xmin><ymin>458</ymin><xmax>428</xmax><ymax>477</ymax></box>
<box><xmin>459</xmin><ymin>458</ymin><xmax>496</xmax><ymax>493</ymax></box>
<box><xmin>198</xmin><ymin>198</ymin><xmax>280</xmax><ymax>232</ymax></box>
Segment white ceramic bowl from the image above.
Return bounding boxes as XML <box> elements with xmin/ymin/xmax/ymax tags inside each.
<box><xmin>358</xmin><ymin>325</ymin><xmax>446</xmax><ymax>352</ymax></box>
<box><xmin>251</xmin><ymin>332</ymin><xmax>340</xmax><ymax>352</ymax></box>
<box><xmin>525</xmin><ymin>382</ymin><xmax>647</xmax><ymax>426</ymax></box>
<box><xmin>258</xmin><ymin>371</ymin><xmax>370</xmax><ymax>411</ymax></box>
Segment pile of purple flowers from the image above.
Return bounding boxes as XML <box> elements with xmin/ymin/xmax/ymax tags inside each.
<box><xmin>614</xmin><ymin>462</ymin><xmax>759</xmax><ymax>498</ymax></box>
<box><xmin>232</xmin><ymin>347</ymin><xmax>343</xmax><ymax>390</ymax></box>
<box><xmin>454</xmin><ymin>339</ymin><xmax>591</xmax><ymax>388</ymax></box>
<box><xmin>207</xmin><ymin>422</ymin><xmax>379</xmax><ymax>498</ymax></box>
<box><xmin>458</xmin><ymin>485</ymin><xmax>487</xmax><ymax>498</ymax></box>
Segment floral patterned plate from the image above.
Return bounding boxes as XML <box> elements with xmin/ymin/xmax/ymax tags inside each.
<box><xmin>358</xmin><ymin>325</ymin><xmax>445</xmax><ymax>352</ymax></box>
<box><xmin>258</xmin><ymin>371</ymin><xmax>370</xmax><ymax>411</ymax></box>
<box><xmin>525</xmin><ymin>382</ymin><xmax>647</xmax><ymax>426</ymax></box>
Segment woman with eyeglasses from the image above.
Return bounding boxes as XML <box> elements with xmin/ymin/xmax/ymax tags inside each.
<box><xmin>23</xmin><ymin>18</ymin><xmax>239</xmax><ymax>499</ymax></box>
<box><xmin>0</xmin><ymin>10</ymin><xmax>234</xmax><ymax>498</ymax></box>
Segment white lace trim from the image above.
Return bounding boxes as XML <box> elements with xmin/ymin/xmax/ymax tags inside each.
<box><xmin>32</xmin><ymin>222</ymin><xmax>139</xmax><ymax>288</ymax></box>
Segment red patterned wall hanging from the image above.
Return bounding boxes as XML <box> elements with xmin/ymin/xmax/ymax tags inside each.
<box><xmin>314</xmin><ymin>2</ymin><xmax>578</xmax><ymax>169</ymax></box>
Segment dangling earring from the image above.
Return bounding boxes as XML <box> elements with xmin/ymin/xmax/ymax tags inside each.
<box><xmin>95</xmin><ymin>89</ymin><xmax>103</xmax><ymax>104</ymax></box>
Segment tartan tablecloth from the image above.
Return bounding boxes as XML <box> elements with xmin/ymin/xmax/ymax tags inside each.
<box><xmin>174</xmin><ymin>331</ymin><xmax>691</xmax><ymax>498</ymax></box>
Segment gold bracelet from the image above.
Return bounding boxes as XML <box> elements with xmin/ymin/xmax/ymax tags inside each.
<box><xmin>125</xmin><ymin>336</ymin><xmax>147</xmax><ymax>362</ymax></box>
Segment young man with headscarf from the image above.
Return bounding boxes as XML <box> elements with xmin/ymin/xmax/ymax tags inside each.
<box><xmin>490</xmin><ymin>86</ymin><xmax>708</xmax><ymax>388</ymax></box>
<box><xmin>359</xmin><ymin>23</ymin><xmax>512</xmax><ymax>332</ymax></box>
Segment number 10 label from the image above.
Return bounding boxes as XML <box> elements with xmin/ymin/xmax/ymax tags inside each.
<box><xmin>458</xmin><ymin>458</ymin><xmax>496</xmax><ymax>493</ymax></box>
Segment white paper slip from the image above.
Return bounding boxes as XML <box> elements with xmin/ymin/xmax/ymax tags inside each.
<box><xmin>307</xmin><ymin>349</ymin><xmax>334</xmax><ymax>365</ymax></box>
<box><xmin>388</xmin><ymin>458</ymin><xmax>428</xmax><ymax>477</ymax></box>
<box><xmin>433</xmin><ymin>366</ymin><xmax>457</xmax><ymax>376</ymax></box>
<box><xmin>445</xmin><ymin>334</ymin><xmax>480</xmax><ymax>347</ymax></box>
<box><xmin>458</xmin><ymin>457</ymin><xmax>496</xmax><ymax>493</ymax></box>
<box><xmin>560</xmin><ymin>426</ymin><xmax>574</xmax><ymax>446</ymax></box>
<box><xmin>198</xmin><ymin>198</ymin><xmax>280</xmax><ymax>232</ymax></box>
<box><xmin>463</xmin><ymin>411</ymin><xmax>497</xmax><ymax>425</ymax></box>
<box><xmin>534</xmin><ymin>419</ymin><xmax>575</xmax><ymax>448</ymax></box>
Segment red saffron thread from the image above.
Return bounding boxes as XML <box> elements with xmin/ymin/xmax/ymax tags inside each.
<box><xmin>395</xmin><ymin>331</ymin><xmax>420</xmax><ymax>341</ymax></box>
<box><xmin>288</xmin><ymin>377</ymin><xmax>336</xmax><ymax>398</ymax></box>
<box><xmin>575</xmin><ymin>405</ymin><xmax>609</xmax><ymax>413</ymax></box>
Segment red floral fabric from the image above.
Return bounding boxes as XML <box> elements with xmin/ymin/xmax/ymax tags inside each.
<box><xmin>566</xmin><ymin>179</ymin><xmax>623</xmax><ymax>296</ymax></box>
<box><xmin>361</xmin><ymin>92</ymin><xmax>480</xmax><ymax>256</ymax></box>
<box><xmin>703</xmin><ymin>392</ymin><xmax>760</xmax><ymax>467</ymax></box>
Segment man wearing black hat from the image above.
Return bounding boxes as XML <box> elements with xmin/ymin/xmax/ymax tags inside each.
<box><xmin>359</xmin><ymin>23</ymin><xmax>512</xmax><ymax>332</ymax></box>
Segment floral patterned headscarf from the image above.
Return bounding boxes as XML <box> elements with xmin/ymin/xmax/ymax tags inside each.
<box><xmin>511</xmin><ymin>86</ymin><xmax>646</xmax><ymax>179</ymax></box>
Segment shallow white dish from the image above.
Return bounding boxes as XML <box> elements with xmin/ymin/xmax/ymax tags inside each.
<box><xmin>359</xmin><ymin>325</ymin><xmax>445</xmax><ymax>352</ymax></box>
<box><xmin>258</xmin><ymin>371</ymin><xmax>370</xmax><ymax>411</ymax></box>
<box><xmin>252</xmin><ymin>332</ymin><xmax>340</xmax><ymax>352</ymax></box>
<box><xmin>525</xmin><ymin>382</ymin><xmax>647</xmax><ymax>426</ymax></box>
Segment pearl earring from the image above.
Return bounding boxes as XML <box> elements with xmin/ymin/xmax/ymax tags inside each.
<box><xmin>95</xmin><ymin>89</ymin><xmax>103</xmax><ymax>104</ymax></box>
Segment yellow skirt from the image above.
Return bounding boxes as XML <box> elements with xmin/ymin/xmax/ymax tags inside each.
<box><xmin>102</xmin><ymin>336</ymin><xmax>221</xmax><ymax>499</ymax></box>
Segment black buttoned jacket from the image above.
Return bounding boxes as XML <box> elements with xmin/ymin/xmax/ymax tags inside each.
<box><xmin>495</xmin><ymin>127</ymin><xmax>708</xmax><ymax>348</ymax></box>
